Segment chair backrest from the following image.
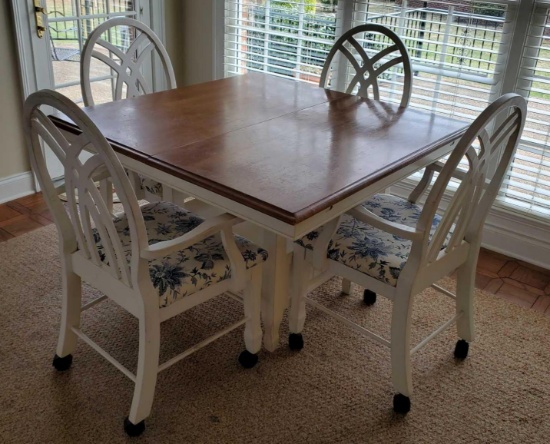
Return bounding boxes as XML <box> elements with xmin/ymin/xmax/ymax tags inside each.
<box><xmin>320</xmin><ymin>24</ymin><xmax>412</xmax><ymax>108</ymax></box>
<box><xmin>23</xmin><ymin>90</ymin><xmax>148</xmax><ymax>287</ymax></box>
<box><xmin>412</xmin><ymin>93</ymin><xmax>526</xmax><ymax>266</ymax></box>
<box><xmin>80</xmin><ymin>17</ymin><xmax>176</xmax><ymax>106</ymax></box>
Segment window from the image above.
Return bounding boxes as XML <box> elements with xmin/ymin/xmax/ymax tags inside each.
<box><xmin>47</xmin><ymin>0</ymin><xmax>144</xmax><ymax>105</ymax></box>
<box><xmin>224</xmin><ymin>0</ymin><xmax>550</xmax><ymax>220</ymax></box>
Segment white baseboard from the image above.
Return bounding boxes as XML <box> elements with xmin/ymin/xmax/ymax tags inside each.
<box><xmin>0</xmin><ymin>172</ymin><xmax>36</xmax><ymax>204</ymax></box>
<box><xmin>390</xmin><ymin>181</ymin><xmax>550</xmax><ymax>270</ymax></box>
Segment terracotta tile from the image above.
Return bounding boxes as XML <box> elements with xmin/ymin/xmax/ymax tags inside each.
<box><xmin>0</xmin><ymin>204</ymin><xmax>22</xmax><ymax>223</ymax></box>
<box><xmin>497</xmin><ymin>261</ymin><xmax>519</xmax><ymax>278</ymax></box>
<box><xmin>7</xmin><ymin>201</ymin><xmax>52</xmax><ymax>224</ymax></box>
<box><xmin>0</xmin><ymin>214</ymin><xmax>45</xmax><ymax>237</ymax></box>
<box><xmin>483</xmin><ymin>278</ymin><xmax>504</xmax><ymax>294</ymax></box>
<box><xmin>476</xmin><ymin>268</ymin><xmax>500</xmax><ymax>279</ymax></box>
<box><xmin>13</xmin><ymin>193</ymin><xmax>45</xmax><ymax>207</ymax></box>
<box><xmin>475</xmin><ymin>272</ymin><xmax>492</xmax><ymax>290</ymax></box>
<box><xmin>480</xmin><ymin>247</ymin><xmax>510</xmax><ymax>262</ymax></box>
<box><xmin>477</xmin><ymin>248</ymin><xmax>508</xmax><ymax>274</ymax></box>
<box><xmin>494</xmin><ymin>283</ymin><xmax>538</xmax><ymax>309</ymax></box>
<box><xmin>501</xmin><ymin>277</ymin><xmax>545</xmax><ymax>296</ymax></box>
<box><xmin>532</xmin><ymin>296</ymin><xmax>550</xmax><ymax>315</ymax></box>
<box><xmin>0</xmin><ymin>228</ymin><xmax>14</xmax><ymax>242</ymax></box>
<box><xmin>509</xmin><ymin>265</ymin><xmax>550</xmax><ymax>291</ymax></box>
<box><xmin>29</xmin><ymin>213</ymin><xmax>53</xmax><ymax>227</ymax></box>
<box><xmin>7</xmin><ymin>200</ymin><xmax>52</xmax><ymax>221</ymax></box>
<box><xmin>516</xmin><ymin>260</ymin><xmax>550</xmax><ymax>275</ymax></box>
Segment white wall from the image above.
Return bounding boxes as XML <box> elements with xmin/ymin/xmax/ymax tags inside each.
<box><xmin>181</xmin><ymin>0</ymin><xmax>216</xmax><ymax>85</ymax></box>
<box><xmin>164</xmin><ymin>0</ymin><xmax>185</xmax><ymax>86</ymax></box>
<box><xmin>0</xmin><ymin>1</ymin><xmax>30</xmax><ymax>182</ymax></box>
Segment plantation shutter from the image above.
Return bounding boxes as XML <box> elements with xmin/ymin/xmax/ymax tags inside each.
<box><xmin>498</xmin><ymin>4</ymin><xmax>550</xmax><ymax>217</ymax></box>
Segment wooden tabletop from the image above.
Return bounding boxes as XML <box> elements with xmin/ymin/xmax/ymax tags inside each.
<box><xmin>53</xmin><ymin>73</ymin><xmax>468</xmax><ymax>225</ymax></box>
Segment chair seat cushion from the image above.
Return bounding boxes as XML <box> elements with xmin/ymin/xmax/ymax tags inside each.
<box><xmin>94</xmin><ymin>202</ymin><xmax>268</xmax><ymax>308</ymax></box>
<box><xmin>140</xmin><ymin>177</ymin><xmax>163</xmax><ymax>198</ymax></box>
<box><xmin>296</xmin><ymin>194</ymin><xmax>451</xmax><ymax>287</ymax></box>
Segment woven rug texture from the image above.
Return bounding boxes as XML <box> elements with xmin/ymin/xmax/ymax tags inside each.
<box><xmin>1</xmin><ymin>225</ymin><xmax>549</xmax><ymax>444</ymax></box>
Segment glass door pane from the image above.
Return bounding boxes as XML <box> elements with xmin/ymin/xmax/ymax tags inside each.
<box><xmin>47</xmin><ymin>0</ymin><xmax>140</xmax><ymax>105</ymax></box>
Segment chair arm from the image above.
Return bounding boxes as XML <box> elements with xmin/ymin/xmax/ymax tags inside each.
<box><xmin>347</xmin><ymin>206</ymin><xmax>424</xmax><ymax>242</ymax></box>
<box><xmin>408</xmin><ymin>160</ymin><xmax>468</xmax><ymax>203</ymax></box>
<box><xmin>140</xmin><ymin>213</ymin><xmax>243</xmax><ymax>260</ymax></box>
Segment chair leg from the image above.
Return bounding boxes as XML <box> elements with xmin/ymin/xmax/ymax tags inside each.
<box><xmin>54</xmin><ymin>262</ymin><xmax>81</xmax><ymax>368</ymax></box>
<box><xmin>239</xmin><ymin>267</ymin><xmax>262</xmax><ymax>368</ymax></box>
<box><xmin>127</xmin><ymin>309</ymin><xmax>160</xmax><ymax>434</ymax></box>
<box><xmin>455</xmin><ymin>252</ymin><xmax>478</xmax><ymax>344</ymax></box>
<box><xmin>341</xmin><ymin>278</ymin><xmax>352</xmax><ymax>295</ymax></box>
<box><xmin>390</xmin><ymin>292</ymin><xmax>414</xmax><ymax>413</ymax></box>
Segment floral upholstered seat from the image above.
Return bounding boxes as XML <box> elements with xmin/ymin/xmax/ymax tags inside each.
<box><xmin>297</xmin><ymin>194</ymin><xmax>451</xmax><ymax>287</ymax></box>
<box><xmin>140</xmin><ymin>177</ymin><xmax>164</xmax><ymax>198</ymax></box>
<box><xmin>94</xmin><ymin>202</ymin><xmax>268</xmax><ymax>307</ymax></box>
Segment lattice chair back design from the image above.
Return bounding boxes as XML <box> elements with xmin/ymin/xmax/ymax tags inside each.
<box><xmin>24</xmin><ymin>90</ymin><xmax>267</xmax><ymax>437</ymax></box>
<box><xmin>320</xmin><ymin>23</ymin><xmax>412</xmax><ymax>107</ymax></box>
<box><xmin>288</xmin><ymin>93</ymin><xmax>526</xmax><ymax>414</ymax></box>
<box><xmin>81</xmin><ymin>17</ymin><xmax>176</xmax><ymax>106</ymax></box>
<box><xmin>81</xmin><ymin>17</ymin><xmax>177</xmax><ymax>202</ymax></box>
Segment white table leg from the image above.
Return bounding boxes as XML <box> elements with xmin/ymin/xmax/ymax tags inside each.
<box><xmin>261</xmin><ymin>231</ymin><xmax>291</xmax><ymax>352</ymax></box>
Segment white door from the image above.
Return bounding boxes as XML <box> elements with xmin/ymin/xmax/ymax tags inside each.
<box><xmin>11</xmin><ymin>0</ymin><xmax>164</xmax><ymax>181</ymax></box>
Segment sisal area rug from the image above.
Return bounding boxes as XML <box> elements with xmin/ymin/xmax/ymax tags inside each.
<box><xmin>1</xmin><ymin>225</ymin><xmax>549</xmax><ymax>444</ymax></box>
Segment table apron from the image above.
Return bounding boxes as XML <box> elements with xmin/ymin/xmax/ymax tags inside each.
<box><xmin>118</xmin><ymin>138</ymin><xmax>457</xmax><ymax>240</ymax></box>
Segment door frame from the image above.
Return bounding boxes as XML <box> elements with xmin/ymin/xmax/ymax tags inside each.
<box><xmin>12</xmin><ymin>0</ymin><xmax>166</xmax><ymax>98</ymax></box>
<box><xmin>10</xmin><ymin>0</ymin><xmax>166</xmax><ymax>186</ymax></box>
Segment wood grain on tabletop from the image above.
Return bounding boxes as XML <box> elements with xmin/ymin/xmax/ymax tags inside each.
<box><xmin>52</xmin><ymin>73</ymin><xmax>468</xmax><ymax>224</ymax></box>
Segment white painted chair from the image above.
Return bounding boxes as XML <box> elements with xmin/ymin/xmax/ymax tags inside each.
<box><xmin>320</xmin><ymin>23</ymin><xmax>412</xmax><ymax>107</ymax></box>
<box><xmin>288</xmin><ymin>94</ymin><xmax>526</xmax><ymax>414</ymax></box>
<box><xmin>321</xmin><ymin>23</ymin><xmax>413</xmax><ymax>294</ymax></box>
<box><xmin>80</xmin><ymin>17</ymin><xmax>175</xmax><ymax>203</ymax></box>
<box><xmin>24</xmin><ymin>90</ymin><xmax>267</xmax><ymax>436</ymax></box>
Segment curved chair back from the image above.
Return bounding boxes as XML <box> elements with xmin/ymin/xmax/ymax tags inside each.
<box><xmin>411</xmin><ymin>93</ymin><xmax>526</xmax><ymax>269</ymax></box>
<box><xmin>23</xmin><ymin>90</ymin><xmax>148</xmax><ymax>287</ymax></box>
<box><xmin>320</xmin><ymin>24</ymin><xmax>412</xmax><ymax>107</ymax></box>
<box><xmin>81</xmin><ymin>17</ymin><xmax>176</xmax><ymax>106</ymax></box>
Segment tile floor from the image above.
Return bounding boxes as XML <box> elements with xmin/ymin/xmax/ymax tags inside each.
<box><xmin>2</xmin><ymin>192</ymin><xmax>550</xmax><ymax>316</ymax></box>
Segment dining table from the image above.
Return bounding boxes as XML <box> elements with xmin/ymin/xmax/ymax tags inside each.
<box><xmin>51</xmin><ymin>72</ymin><xmax>469</xmax><ymax>351</ymax></box>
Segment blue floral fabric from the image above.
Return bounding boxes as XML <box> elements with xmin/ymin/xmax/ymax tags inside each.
<box><xmin>140</xmin><ymin>177</ymin><xmax>163</xmax><ymax>197</ymax></box>
<box><xmin>296</xmin><ymin>194</ymin><xmax>452</xmax><ymax>287</ymax></box>
<box><xmin>93</xmin><ymin>202</ymin><xmax>268</xmax><ymax>308</ymax></box>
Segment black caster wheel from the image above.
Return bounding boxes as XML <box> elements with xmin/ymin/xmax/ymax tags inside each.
<box><xmin>289</xmin><ymin>333</ymin><xmax>304</xmax><ymax>351</ymax></box>
<box><xmin>124</xmin><ymin>417</ymin><xmax>145</xmax><ymax>437</ymax></box>
<box><xmin>454</xmin><ymin>339</ymin><xmax>469</xmax><ymax>360</ymax></box>
<box><xmin>52</xmin><ymin>354</ymin><xmax>73</xmax><ymax>371</ymax></box>
<box><xmin>238</xmin><ymin>350</ymin><xmax>259</xmax><ymax>369</ymax></box>
<box><xmin>363</xmin><ymin>289</ymin><xmax>377</xmax><ymax>306</ymax></box>
<box><xmin>393</xmin><ymin>393</ymin><xmax>411</xmax><ymax>414</ymax></box>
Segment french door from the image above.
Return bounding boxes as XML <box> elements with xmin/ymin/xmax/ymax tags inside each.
<box><xmin>11</xmin><ymin>0</ymin><xmax>164</xmax><ymax>180</ymax></box>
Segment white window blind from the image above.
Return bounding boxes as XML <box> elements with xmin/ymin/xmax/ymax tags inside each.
<box><xmin>224</xmin><ymin>1</ymin><xmax>339</xmax><ymax>80</ymax></box>
<box><xmin>223</xmin><ymin>0</ymin><xmax>550</xmax><ymax>220</ymax></box>
<box><xmin>500</xmin><ymin>4</ymin><xmax>550</xmax><ymax>216</ymax></box>
<box><xmin>351</xmin><ymin>1</ymin><xmax>512</xmax><ymax>120</ymax></box>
